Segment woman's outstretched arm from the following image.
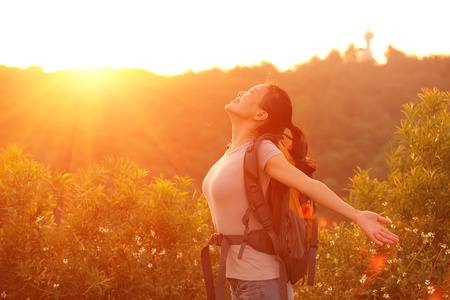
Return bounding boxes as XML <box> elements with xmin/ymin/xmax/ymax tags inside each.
<box><xmin>265</xmin><ymin>154</ymin><xmax>399</xmax><ymax>246</ymax></box>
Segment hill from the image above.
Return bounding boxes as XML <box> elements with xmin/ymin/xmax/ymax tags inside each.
<box><xmin>1</xmin><ymin>46</ymin><xmax>449</xmax><ymax>224</ymax></box>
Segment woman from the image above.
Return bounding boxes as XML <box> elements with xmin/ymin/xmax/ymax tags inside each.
<box><xmin>202</xmin><ymin>83</ymin><xmax>399</xmax><ymax>299</ymax></box>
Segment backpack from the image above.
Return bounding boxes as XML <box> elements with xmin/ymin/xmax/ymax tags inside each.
<box><xmin>201</xmin><ymin>133</ymin><xmax>319</xmax><ymax>300</ymax></box>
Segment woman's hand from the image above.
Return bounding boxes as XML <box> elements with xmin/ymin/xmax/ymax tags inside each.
<box><xmin>354</xmin><ymin>211</ymin><xmax>399</xmax><ymax>246</ymax></box>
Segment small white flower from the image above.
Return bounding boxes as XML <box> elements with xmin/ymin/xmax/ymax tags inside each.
<box><xmin>147</xmin><ymin>263</ymin><xmax>153</xmax><ymax>268</ymax></box>
<box><xmin>1</xmin><ymin>291</ymin><xmax>6</xmax><ymax>298</ymax></box>
<box><xmin>98</xmin><ymin>227</ymin><xmax>111</xmax><ymax>233</ymax></box>
<box><xmin>54</xmin><ymin>284</ymin><xmax>59</xmax><ymax>288</ymax></box>
<box><xmin>425</xmin><ymin>280</ymin><xmax>430</xmax><ymax>286</ymax></box>
<box><xmin>135</xmin><ymin>236</ymin><xmax>142</xmax><ymax>246</ymax></box>
<box><xmin>383</xmin><ymin>293</ymin><xmax>390</xmax><ymax>299</ymax></box>
<box><xmin>63</xmin><ymin>259</ymin><xmax>68</xmax><ymax>264</ymax></box>
<box><xmin>360</xmin><ymin>274</ymin><xmax>367</xmax><ymax>284</ymax></box>
<box><xmin>329</xmin><ymin>240</ymin><xmax>335</xmax><ymax>246</ymax></box>
<box><xmin>427</xmin><ymin>285</ymin><xmax>436</xmax><ymax>294</ymax></box>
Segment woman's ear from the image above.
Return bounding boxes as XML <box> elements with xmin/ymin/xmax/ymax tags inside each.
<box><xmin>254</xmin><ymin>110</ymin><xmax>268</xmax><ymax>121</ymax></box>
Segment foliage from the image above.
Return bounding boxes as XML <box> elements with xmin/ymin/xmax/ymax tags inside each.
<box><xmin>0</xmin><ymin>148</ymin><xmax>215</xmax><ymax>299</ymax></box>
<box><xmin>294</xmin><ymin>88</ymin><xmax>449</xmax><ymax>299</ymax></box>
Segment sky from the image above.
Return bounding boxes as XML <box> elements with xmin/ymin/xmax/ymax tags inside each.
<box><xmin>0</xmin><ymin>0</ymin><xmax>449</xmax><ymax>75</ymax></box>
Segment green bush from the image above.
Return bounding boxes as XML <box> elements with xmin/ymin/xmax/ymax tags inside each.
<box><xmin>0</xmin><ymin>149</ymin><xmax>214</xmax><ymax>299</ymax></box>
<box><xmin>294</xmin><ymin>88</ymin><xmax>449</xmax><ymax>299</ymax></box>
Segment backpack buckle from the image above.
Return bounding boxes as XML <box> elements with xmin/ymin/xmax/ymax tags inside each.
<box><xmin>248</xmin><ymin>182</ymin><xmax>259</xmax><ymax>193</ymax></box>
<box><xmin>213</xmin><ymin>233</ymin><xmax>224</xmax><ymax>246</ymax></box>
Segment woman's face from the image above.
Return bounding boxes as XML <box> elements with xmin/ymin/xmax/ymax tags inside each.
<box><xmin>225</xmin><ymin>84</ymin><xmax>269</xmax><ymax>119</ymax></box>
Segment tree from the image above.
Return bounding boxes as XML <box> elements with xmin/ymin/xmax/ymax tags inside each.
<box><xmin>344</xmin><ymin>43</ymin><xmax>358</xmax><ymax>64</ymax></box>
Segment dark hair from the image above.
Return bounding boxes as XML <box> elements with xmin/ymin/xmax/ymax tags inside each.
<box><xmin>258</xmin><ymin>84</ymin><xmax>317</xmax><ymax>176</ymax></box>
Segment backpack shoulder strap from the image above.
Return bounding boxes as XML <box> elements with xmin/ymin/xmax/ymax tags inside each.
<box><xmin>307</xmin><ymin>216</ymin><xmax>319</xmax><ymax>285</ymax></box>
<box><xmin>239</xmin><ymin>134</ymin><xmax>280</xmax><ymax>257</ymax></box>
<box><xmin>243</xmin><ymin>133</ymin><xmax>280</xmax><ymax>224</ymax></box>
<box><xmin>242</xmin><ymin>134</ymin><xmax>290</xmax><ymax>300</ymax></box>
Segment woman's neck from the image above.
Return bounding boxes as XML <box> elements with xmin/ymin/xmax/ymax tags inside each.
<box><xmin>228</xmin><ymin>123</ymin><xmax>258</xmax><ymax>152</ymax></box>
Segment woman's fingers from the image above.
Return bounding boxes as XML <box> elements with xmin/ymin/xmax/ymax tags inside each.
<box><xmin>379</xmin><ymin>225</ymin><xmax>399</xmax><ymax>242</ymax></box>
<box><xmin>381</xmin><ymin>227</ymin><xmax>399</xmax><ymax>238</ymax></box>
<box><xmin>377</xmin><ymin>215</ymin><xmax>391</xmax><ymax>225</ymax></box>
<box><xmin>373</xmin><ymin>232</ymin><xmax>393</xmax><ymax>245</ymax></box>
<box><xmin>372</xmin><ymin>228</ymin><xmax>399</xmax><ymax>245</ymax></box>
<box><xmin>379</xmin><ymin>232</ymin><xmax>398</xmax><ymax>244</ymax></box>
<box><xmin>370</xmin><ymin>233</ymin><xmax>384</xmax><ymax>246</ymax></box>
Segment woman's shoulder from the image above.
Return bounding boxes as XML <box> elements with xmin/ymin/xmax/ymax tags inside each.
<box><xmin>257</xmin><ymin>139</ymin><xmax>282</xmax><ymax>165</ymax></box>
<box><xmin>258</xmin><ymin>139</ymin><xmax>281</xmax><ymax>152</ymax></box>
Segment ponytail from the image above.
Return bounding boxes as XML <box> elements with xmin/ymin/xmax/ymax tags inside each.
<box><xmin>256</xmin><ymin>83</ymin><xmax>317</xmax><ymax>176</ymax></box>
<box><xmin>286</xmin><ymin>123</ymin><xmax>317</xmax><ymax>177</ymax></box>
